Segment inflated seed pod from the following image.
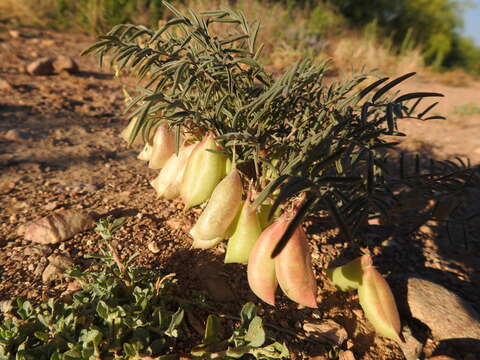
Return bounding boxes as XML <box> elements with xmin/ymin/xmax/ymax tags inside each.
<box><xmin>258</xmin><ymin>204</ymin><xmax>273</xmax><ymax>230</ymax></box>
<box><xmin>180</xmin><ymin>133</ymin><xmax>227</xmax><ymax>209</ymax></box>
<box><xmin>274</xmin><ymin>222</ymin><xmax>317</xmax><ymax>308</ymax></box>
<box><xmin>247</xmin><ymin>218</ymin><xmax>286</xmax><ymax>306</ymax></box>
<box><xmin>225</xmin><ymin>157</ymin><xmax>233</xmax><ymax>176</ymax></box>
<box><xmin>150</xmin><ymin>144</ymin><xmax>196</xmax><ymax>199</ymax></box>
<box><xmin>120</xmin><ymin>116</ymin><xmax>142</xmax><ymax>145</ymax></box>
<box><xmin>148</xmin><ymin>124</ymin><xmax>176</xmax><ymax>170</ymax></box>
<box><xmin>138</xmin><ymin>142</ymin><xmax>154</xmax><ymax>161</ymax></box>
<box><xmin>190</xmin><ymin>169</ymin><xmax>242</xmax><ymax>249</ymax></box>
<box><xmin>358</xmin><ymin>258</ymin><xmax>402</xmax><ymax>342</ymax></box>
<box><xmin>326</xmin><ymin>255</ymin><xmax>371</xmax><ymax>292</ymax></box>
<box><xmin>225</xmin><ymin>200</ymin><xmax>262</xmax><ymax>264</ymax></box>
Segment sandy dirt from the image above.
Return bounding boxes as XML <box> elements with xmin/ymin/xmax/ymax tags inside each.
<box><xmin>0</xmin><ymin>28</ymin><xmax>479</xmax><ymax>360</ymax></box>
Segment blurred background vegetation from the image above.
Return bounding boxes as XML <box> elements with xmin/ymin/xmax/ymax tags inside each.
<box><xmin>1</xmin><ymin>0</ymin><xmax>479</xmax><ymax>77</ymax></box>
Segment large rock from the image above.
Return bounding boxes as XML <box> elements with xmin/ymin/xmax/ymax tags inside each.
<box><xmin>398</xmin><ymin>325</ymin><xmax>423</xmax><ymax>360</ymax></box>
<box><xmin>48</xmin><ymin>254</ymin><xmax>75</xmax><ymax>270</ymax></box>
<box><xmin>338</xmin><ymin>350</ymin><xmax>355</xmax><ymax>360</ymax></box>
<box><xmin>42</xmin><ymin>264</ymin><xmax>63</xmax><ymax>283</ymax></box>
<box><xmin>26</xmin><ymin>57</ymin><xmax>54</xmax><ymax>76</ymax></box>
<box><xmin>407</xmin><ymin>277</ymin><xmax>480</xmax><ymax>346</ymax></box>
<box><xmin>24</xmin><ymin>209</ymin><xmax>95</xmax><ymax>244</ymax></box>
<box><xmin>53</xmin><ymin>55</ymin><xmax>79</xmax><ymax>74</ymax></box>
<box><xmin>42</xmin><ymin>255</ymin><xmax>75</xmax><ymax>283</ymax></box>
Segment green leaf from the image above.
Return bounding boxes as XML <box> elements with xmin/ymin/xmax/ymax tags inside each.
<box><xmin>226</xmin><ymin>345</ymin><xmax>251</xmax><ymax>358</ymax></box>
<box><xmin>123</xmin><ymin>342</ymin><xmax>137</xmax><ymax>357</ymax></box>
<box><xmin>231</xmin><ymin>58</ymin><xmax>260</xmax><ymax>68</ymax></box>
<box><xmin>251</xmin><ymin>341</ymin><xmax>289</xmax><ymax>359</ymax></box>
<box><xmin>325</xmin><ymin>196</ymin><xmax>352</xmax><ymax>242</ymax></box>
<box><xmin>252</xmin><ymin>175</ymin><xmax>289</xmax><ymax>207</ymax></box>
<box><xmin>34</xmin><ymin>331</ymin><xmax>49</xmax><ymax>342</ymax></box>
<box><xmin>394</xmin><ymin>92</ymin><xmax>444</xmax><ymax>103</ymax></box>
<box><xmin>239</xmin><ymin>302</ymin><xmax>257</xmax><ymax>328</ymax></box>
<box><xmin>357</xmin><ymin>77</ymin><xmax>389</xmax><ymax>101</ymax></box>
<box><xmin>204</xmin><ymin>315</ymin><xmax>221</xmax><ymax>345</ymax></box>
<box><xmin>80</xmin><ymin>328</ymin><xmax>103</xmax><ymax>347</ymax></box>
<box><xmin>50</xmin><ymin>350</ymin><xmax>60</xmax><ymax>360</ymax></box>
<box><xmin>245</xmin><ymin>317</ymin><xmax>265</xmax><ymax>347</ymax></box>
<box><xmin>165</xmin><ymin>308</ymin><xmax>184</xmax><ymax>338</ymax></box>
<box><xmin>372</xmin><ymin>72</ymin><xmax>416</xmax><ymax>103</ymax></box>
<box><xmin>96</xmin><ymin>300</ymin><xmax>109</xmax><ymax>320</ymax></box>
<box><xmin>269</xmin><ymin>176</ymin><xmax>314</xmax><ymax>221</ymax></box>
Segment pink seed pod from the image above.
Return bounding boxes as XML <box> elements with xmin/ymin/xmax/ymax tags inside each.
<box><xmin>274</xmin><ymin>222</ymin><xmax>317</xmax><ymax>308</ymax></box>
<box><xmin>190</xmin><ymin>169</ymin><xmax>243</xmax><ymax>249</ymax></box>
<box><xmin>148</xmin><ymin>124</ymin><xmax>176</xmax><ymax>170</ymax></box>
<box><xmin>358</xmin><ymin>259</ymin><xmax>402</xmax><ymax>342</ymax></box>
<box><xmin>247</xmin><ymin>218</ymin><xmax>288</xmax><ymax>306</ymax></box>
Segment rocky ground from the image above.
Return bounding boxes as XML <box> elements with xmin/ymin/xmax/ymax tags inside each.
<box><xmin>0</xmin><ymin>27</ymin><xmax>479</xmax><ymax>360</ymax></box>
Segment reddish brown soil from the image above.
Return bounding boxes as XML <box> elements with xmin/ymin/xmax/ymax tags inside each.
<box><xmin>0</xmin><ymin>27</ymin><xmax>479</xmax><ymax>360</ymax></box>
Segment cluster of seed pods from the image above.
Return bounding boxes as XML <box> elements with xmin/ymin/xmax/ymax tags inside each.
<box><xmin>123</xmin><ymin>122</ymin><xmax>403</xmax><ymax>336</ymax></box>
<box><xmin>327</xmin><ymin>255</ymin><xmax>402</xmax><ymax>342</ymax></box>
<box><xmin>122</xmin><ymin>123</ymin><xmax>318</xmax><ymax>308</ymax></box>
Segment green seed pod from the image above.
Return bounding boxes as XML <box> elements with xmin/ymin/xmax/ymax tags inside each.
<box><xmin>190</xmin><ymin>169</ymin><xmax>243</xmax><ymax>249</ymax></box>
<box><xmin>258</xmin><ymin>204</ymin><xmax>273</xmax><ymax>230</ymax></box>
<box><xmin>225</xmin><ymin>200</ymin><xmax>262</xmax><ymax>264</ymax></box>
<box><xmin>148</xmin><ymin>124</ymin><xmax>176</xmax><ymax>170</ymax></box>
<box><xmin>275</xmin><ymin>222</ymin><xmax>317</xmax><ymax>308</ymax></box>
<box><xmin>258</xmin><ymin>203</ymin><xmax>281</xmax><ymax>230</ymax></box>
<box><xmin>358</xmin><ymin>260</ymin><xmax>402</xmax><ymax>343</ymax></box>
<box><xmin>151</xmin><ymin>144</ymin><xmax>195</xmax><ymax>200</ymax></box>
<box><xmin>326</xmin><ymin>255</ymin><xmax>371</xmax><ymax>291</ymax></box>
<box><xmin>225</xmin><ymin>157</ymin><xmax>233</xmax><ymax>175</ymax></box>
<box><xmin>180</xmin><ymin>133</ymin><xmax>227</xmax><ymax>209</ymax></box>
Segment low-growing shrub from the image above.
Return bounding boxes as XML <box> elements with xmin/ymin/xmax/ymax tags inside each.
<box><xmin>0</xmin><ymin>217</ymin><xmax>289</xmax><ymax>359</ymax></box>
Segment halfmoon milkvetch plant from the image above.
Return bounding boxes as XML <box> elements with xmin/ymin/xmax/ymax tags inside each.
<box><xmin>83</xmin><ymin>0</ymin><xmax>478</xmax><ymax>313</ymax></box>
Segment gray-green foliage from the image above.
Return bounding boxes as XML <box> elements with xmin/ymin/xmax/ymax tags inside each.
<box><xmin>0</xmin><ymin>217</ymin><xmax>289</xmax><ymax>359</ymax></box>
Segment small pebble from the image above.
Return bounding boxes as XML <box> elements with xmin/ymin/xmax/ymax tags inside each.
<box><xmin>148</xmin><ymin>241</ymin><xmax>160</xmax><ymax>254</ymax></box>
